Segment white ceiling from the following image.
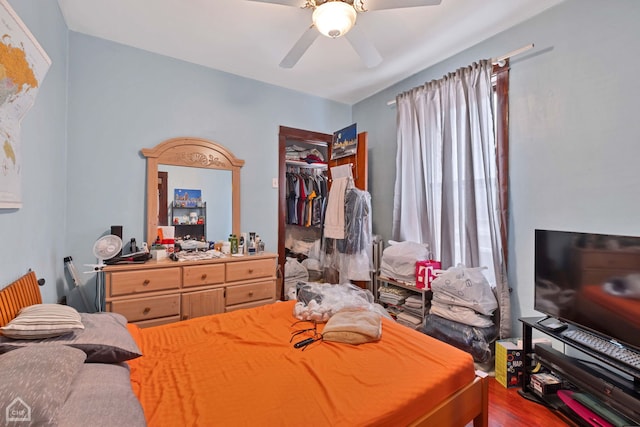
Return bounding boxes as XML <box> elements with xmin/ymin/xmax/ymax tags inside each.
<box><xmin>57</xmin><ymin>0</ymin><xmax>563</xmax><ymax>105</ymax></box>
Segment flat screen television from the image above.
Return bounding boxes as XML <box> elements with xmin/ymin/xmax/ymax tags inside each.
<box><xmin>534</xmin><ymin>229</ymin><xmax>640</xmax><ymax>353</ymax></box>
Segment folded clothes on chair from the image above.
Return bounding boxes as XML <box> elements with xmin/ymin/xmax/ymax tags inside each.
<box><xmin>322</xmin><ymin>308</ymin><xmax>382</xmax><ymax>345</ymax></box>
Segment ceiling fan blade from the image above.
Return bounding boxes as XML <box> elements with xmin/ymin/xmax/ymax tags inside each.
<box><xmin>356</xmin><ymin>0</ymin><xmax>441</xmax><ymax>11</ymax></box>
<box><xmin>279</xmin><ymin>26</ymin><xmax>320</xmax><ymax>68</ymax></box>
<box><xmin>246</xmin><ymin>0</ymin><xmax>305</xmax><ymax>7</ymax></box>
<box><xmin>344</xmin><ymin>26</ymin><xmax>382</xmax><ymax>68</ymax></box>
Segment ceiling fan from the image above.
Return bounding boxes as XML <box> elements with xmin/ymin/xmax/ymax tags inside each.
<box><xmin>248</xmin><ymin>0</ymin><xmax>442</xmax><ymax>69</ymax></box>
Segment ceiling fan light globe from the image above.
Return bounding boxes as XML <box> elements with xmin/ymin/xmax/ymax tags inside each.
<box><xmin>312</xmin><ymin>1</ymin><xmax>357</xmax><ymax>38</ymax></box>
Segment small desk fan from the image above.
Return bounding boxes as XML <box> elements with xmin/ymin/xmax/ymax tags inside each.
<box><xmin>65</xmin><ymin>235</ymin><xmax>123</xmax><ymax>312</ymax></box>
<box><xmin>89</xmin><ymin>234</ymin><xmax>122</xmax><ymax>312</ymax></box>
<box><xmin>92</xmin><ymin>234</ymin><xmax>123</xmax><ymax>269</ymax></box>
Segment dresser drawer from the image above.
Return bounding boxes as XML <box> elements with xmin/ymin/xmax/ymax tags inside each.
<box><xmin>111</xmin><ymin>294</ymin><xmax>180</xmax><ymax>322</ymax></box>
<box><xmin>183</xmin><ymin>264</ymin><xmax>225</xmax><ymax>287</ymax></box>
<box><xmin>578</xmin><ymin>269</ymin><xmax>636</xmax><ymax>286</ymax></box>
<box><xmin>226</xmin><ymin>280</ymin><xmax>276</xmax><ymax>306</ymax></box>
<box><xmin>133</xmin><ymin>315</ymin><xmax>181</xmax><ymax>328</ymax></box>
<box><xmin>109</xmin><ymin>268</ymin><xmax>180</xmax><ymax>296</ymax></box>
<box><xmin>579</xmin><ymin>252</ymin><xmax>640</xmax><ymax>269</ymax></box>
<box><xmin>226</xmin><ymin>258</ymin><xmax>275</xmax><ymax>282</ymax></box>
<box><xmin>225</xmin><ymin>299</ymin><xmax>275</xmax><ymax>313</ymax></box>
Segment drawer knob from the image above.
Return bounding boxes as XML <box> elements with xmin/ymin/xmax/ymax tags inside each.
<box><xmin>143</xmin><ymin>307</ymin><xmax>151</xmax><ymax>315</ymax></box>
<box><xmin>201</xmin><ymin>274</ymin><xmax>207</xmax><ymax>280</ymax></box>
<box><xmin>248</xmin><ymin>269</ymin><xmax>254</xmax><ymax>274</ymax></box>
<box><xmin>248</xmin><ymin>291</ymin><xmax>254</xmax><ymax>297</ymax></box>
<box><xmin>142</xmin><ymin>279</ymin><xmax>150</xmax><ymax>286</ymax></box>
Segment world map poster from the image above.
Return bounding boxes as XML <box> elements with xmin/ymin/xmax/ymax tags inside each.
<box><xmin>0</xmin><ymin>0</ymin><xmax>51</xmax><ymax>208</ymax></box>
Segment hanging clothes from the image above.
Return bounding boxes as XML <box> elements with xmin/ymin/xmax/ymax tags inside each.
<box><xmin>337</xmin><ymin>187</ymin><xmax>370</xmax><ymax>255</ymax></box>
<box><xmin>317</xmin><ymin>172</ymin><xmax>329</xmax><ymax>227</ymax></box>
<box><xmin>322</xmin><ymin>164</ymin><xmax>373</xmax><ymax>283</ymax></box>
<box><xmin>297</xmin><ymin>175</ymin><xmax>307</xmax><ymax>226</ymax></box>
<box><xmin>286</xmin><ymin>172</ymin><xmax>299</xmax><ymax>225</ymax></box>
<box><xmin>286</xmin><ymin>168</ymin><xmax>327</xmax><ymax>228</ymax></box>
<box><xmin>324</xmin><ymin>164</ymin><xmax>353</xmax><ymax>239</ymax></box>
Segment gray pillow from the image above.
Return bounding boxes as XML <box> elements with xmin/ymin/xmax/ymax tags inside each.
<box><xmin>0</xmin><ymin>345</ymin><xmax>86</xmax><ymax>426</ymax></box>
<box><xmin>0</xmin><ymin>312</ymin><xmax>142</xmax><ymax>363</ymax></box>
<box><xmin>56</xmin><ymin>363</ymin><xmax>146</xmax><ymax>427</ymax></box>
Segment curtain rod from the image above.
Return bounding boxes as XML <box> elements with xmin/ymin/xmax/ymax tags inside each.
<box><xmin>386</xmin><ymin>43</ymin><xmax>534</xmax><ymax>106</ymax></box>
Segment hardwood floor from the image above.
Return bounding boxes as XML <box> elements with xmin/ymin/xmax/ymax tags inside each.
<box><xmin>468</xmin><ymin>378</ymin><xmax>572</xmax><ymax>427</ymax></box>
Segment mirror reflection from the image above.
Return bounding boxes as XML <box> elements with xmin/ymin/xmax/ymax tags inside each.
<box><xmin>158</xmin><ymin>165</ymin><xmax>232</xmax><ymax>242</ymax></box>
<box><xmin>142</xmin><ymin>136</ymin><xmax>244</xmax><ymax>248</ymax></box>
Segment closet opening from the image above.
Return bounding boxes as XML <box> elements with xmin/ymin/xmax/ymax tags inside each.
<box><xmin>277</xmin><ymin>126</ymin><xmax>369</xmax><ymax>300</ymax></box>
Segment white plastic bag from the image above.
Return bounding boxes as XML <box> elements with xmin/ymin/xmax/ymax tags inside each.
<box><xmin>293</xmin><ymin>283</ymin><xmax>390</xmax><ymax>322</ymax></box>
<box><xmin>379</xmin><ymin>241</ymin><xmax>430</xmax><ymax>283</ymax></box>
<box><xmin>430</xmin><ymin>264</ymin><xmax>498</xmax><ymax>316</ymax></box>
<box><xmin>284</xmin><ymin>257</ymin><xmax>308</xmax><ymax>300</ymax></box>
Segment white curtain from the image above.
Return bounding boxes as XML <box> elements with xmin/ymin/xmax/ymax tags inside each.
<box><xmin>392</xmin><ymin>60</ymin><xmax>510</xmax><ymax>338</ymax></box>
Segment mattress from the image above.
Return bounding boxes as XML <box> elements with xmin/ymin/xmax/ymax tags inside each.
<box><xmin>579</xmin><ymin>284</ymin><xmax>640</xmax><ymax>329</ymax></box>
<box><xmin>127</xmin><ymin>300</ymin><xmax>475</xmax><ymax>426</ymax></box>
<box><xmin>577</xmin><ymin>284</ymin><xmax>640</xmax><ymax>347</ymax></box>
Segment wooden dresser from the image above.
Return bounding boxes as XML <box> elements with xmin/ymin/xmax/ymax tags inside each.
<box><xmin>104</xmin><ymin>253</ymin><xmax>277</xmax><ymax>327</ymax></box>
<box><xmin>571</xmin><ymin>247</ymin><xmax>640</xmax><ymax>288</ymax></box>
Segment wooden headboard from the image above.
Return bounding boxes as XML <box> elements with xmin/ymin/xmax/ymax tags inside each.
<box><xmin>0</xmin><ymin>271</ymin><xmax>42</xmax><ymax>327</ymax></box>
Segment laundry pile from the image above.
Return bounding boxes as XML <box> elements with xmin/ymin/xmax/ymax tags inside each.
<box><xmin>393</xmin><ymin>293</ymin><xmax>424</xmax><ymax>329</ymax></box>
<box><xmin>379</xmin><ymin>241</ymin><xmax>430</xmax><ymax>285</ymax></box>
<box><xmin>402</xmin><ymin>295</ymin><xmax>425</xmax><ymax>318</ymax></box>
<box><xmin>377</xmin><ymin>286</ymin><xmax>424</xmax><ymax>329</ymax></box>
<box><xmin>421</xmin><ymin>265</ymin><xmax>499</xmax><ymax>363</ymax></box>
<box><xmin>396</xmin><ymin>312</ymin><xmax>422</xmax><ymax>330</ymax></box>
<box><xmin>284</xmin><ymin>257</ymin><xmax>309</xmax><ymax>300</ymax></box>
<box><xmin>293</xmin><ymin>282</ymin><xmax>390</xmax><ymax>322</ymax></box>
<box><xmin>377</xmin><ymin>286</ymin><xmax>410</xmax><ymax>308</ymax></box>
<box><xmin>285</xmin><ymin>145</ymin><xmax>326</xmax><ymax>164</ymax></box>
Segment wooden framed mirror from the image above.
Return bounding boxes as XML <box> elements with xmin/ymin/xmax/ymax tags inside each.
<box><xmin>142</xmin><ymin>137</ymin><xmax>244</xmax><ymax>246</ymax></box>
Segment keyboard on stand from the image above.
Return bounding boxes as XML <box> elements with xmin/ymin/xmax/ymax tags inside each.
<box><xmin>562</xmin><ymin>329</ymin><xmax>640</xmax><ymax>374</ymax></box>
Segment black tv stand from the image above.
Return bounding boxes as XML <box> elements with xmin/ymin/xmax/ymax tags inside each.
<box><xmin>537</xmin><ymin>316</ymin><xmax>568</xmax><ymax>332</ymax></box>
<box><xmin>520</xmin><ymin>317</ymin><xmax>640</xmax><ymax>426</ymax></box>
<box><xmin>516</xmin><ymin>387</ymin><xmax>547</xmax><ymax>404</ymax></box>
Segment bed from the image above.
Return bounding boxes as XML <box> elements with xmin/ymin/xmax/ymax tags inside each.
<box><xmin>576</xmin><ymin>284</ymin><xmax>640</xmax><ymax>346</ymax></box>
<box><xmin>0</xmin><ymin>271</ymin><xmax>488</xmax><ymax>427</ymax></box>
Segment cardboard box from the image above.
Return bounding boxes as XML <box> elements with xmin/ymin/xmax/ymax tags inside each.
<box><xmin>495</xmin><ymin>338</ymin><xmax>551</xmax><ymax>388</ymax></box>
<box><xmin>530</xmin><ymin>372</ymin><xmax>561</xmax><ymax>397</ymax></box>
<box><xmin>495</xmin><ymin>339</ymin><xmax>524</xmax><ymax>388</ymax></box>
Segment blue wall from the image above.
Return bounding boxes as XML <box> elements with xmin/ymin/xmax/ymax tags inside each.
<box><xmin>3</xmin><ymin>0</ymin><xmax>640</xmax><ymax>334</ymax></box>
<box><xmin>0</xmin><ymin>1</ymin><xmax>68</xmax><ymax>303</ymax></box>
<box><xmin>0</xmin><ymin>1</ymin><xmax>350</xmax><ymax>306</ymax></box>
<box><xmin>354</xmin><ymin>0</ymin><xmax>640</xmax><ymax>332</ymax></box>
<box><xmin>62</xmin><ymin>32</ymin><xmax>351</xmax><ymax>308</ymax></box>
<box><xmin>63</xmin><ymin>33</ymin><xmax>351</xmax><ymax>306</ymax></box>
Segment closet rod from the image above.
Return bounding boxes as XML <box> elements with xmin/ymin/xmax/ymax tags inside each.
<box><xmin>386</xmin><ymin>43</ymin><xmax>534</xmax><ymax>106</ymax></box>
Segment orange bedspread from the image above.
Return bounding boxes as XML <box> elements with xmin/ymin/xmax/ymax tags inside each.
<box><xmin>127</xmin><ymin>301</ymin><xmax>475</xmax><ymax>427</ymax></box>
<box><xmin>579</xmin><ymin>284</ymin><xmax>640</xmax><ymax>330</ymax></box>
